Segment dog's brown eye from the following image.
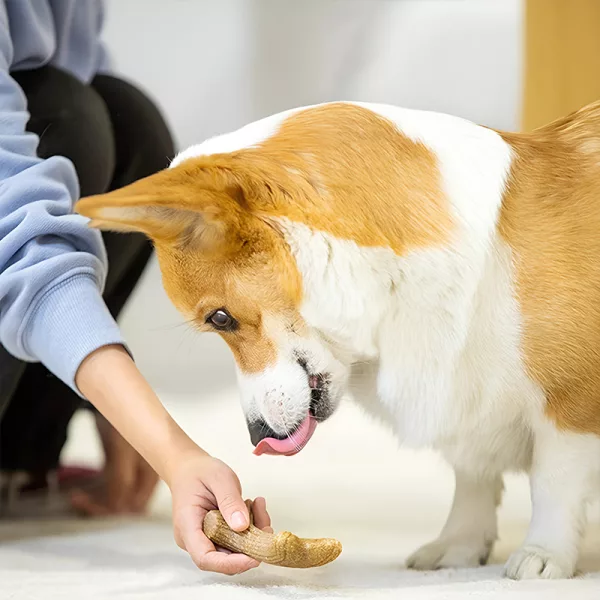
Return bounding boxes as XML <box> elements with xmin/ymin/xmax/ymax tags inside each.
<box><xmin>207</xmin><ymin>309</ymin><xmax>237</xmax><ymax>331</ymax></box>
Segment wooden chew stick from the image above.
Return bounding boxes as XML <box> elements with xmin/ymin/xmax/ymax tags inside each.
<box><xmin>203</xmin><ymin>504</ymin><xmax>342</xmax><ymax>569</ymax></box>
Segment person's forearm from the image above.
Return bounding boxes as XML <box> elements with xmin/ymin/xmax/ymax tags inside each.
<box><xmin>75</xmin><ymin>344</ymin><xmax>205</xmax><ymax>484</ymax></box>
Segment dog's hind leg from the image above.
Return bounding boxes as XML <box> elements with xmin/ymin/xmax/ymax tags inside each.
<box><xmin>505</xmin><ymin>419</ymin><xmax>600</xmax><ymax>580</ymax></box>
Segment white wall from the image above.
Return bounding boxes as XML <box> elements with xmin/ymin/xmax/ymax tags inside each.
<box><xmin>102</xmin><ymin>0</ymin><xmax>522</xmax><ymax>395</ymax></box>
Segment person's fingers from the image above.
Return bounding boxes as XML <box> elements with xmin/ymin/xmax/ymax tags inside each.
<box><xmin>195</xmin><ymin>550</ymin><xmax>259</xmax><ymax>575</ymax></box>
<box><xmin>176</xmin><ymin>503</ymin><xmax>258</xmax><ymax>574</ymax></box>
<box><xmin>251</xmin><ymin>497</ymin><xmax>272</xmax><ymax>532</ymax></box>
<box><xmin>132</xmin><ymin>462</ymin><xmax>159</xmax><ymax>513</ymax></box>
<box><xmin>245</xmin><ymin>499</ymin><xmax>254</xmax><ymax>526</ymax></box>
<box><xmin>208</xmin><ymin>469</ymin><xmax>250</xmax><ymax>532</ymax></box>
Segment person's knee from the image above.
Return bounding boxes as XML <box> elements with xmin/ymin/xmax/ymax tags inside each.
<box><xmin>12</xmin><ymin>66</ymin><xmax>115</xmax><ymax>196</ymax></box>
<box><xmin>91</xmin><ymin>74</ymin><xmax>175</xmax><ymax>187</ymax></box>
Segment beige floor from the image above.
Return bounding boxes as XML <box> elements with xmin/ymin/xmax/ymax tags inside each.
<box><xmin>1</xmin><ymin>389</ymin><xmax>600</xmax><ymax>599</ymax></box>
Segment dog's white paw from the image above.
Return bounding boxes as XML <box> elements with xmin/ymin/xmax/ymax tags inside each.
<box><xmin>406</xmin><ymin>537</ymin><xmax>493</xmax><ymax>570</ymax></box>
<box><xmin>504</xmin><ymin>545</ymin><xmax>574</xmax><ymax>580</ymax></box>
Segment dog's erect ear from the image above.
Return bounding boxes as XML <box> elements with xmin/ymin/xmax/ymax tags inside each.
<box><xmin>75</xmin><ymin>164</ymin><xmax>245</xmax><ymax>248</ymax></box>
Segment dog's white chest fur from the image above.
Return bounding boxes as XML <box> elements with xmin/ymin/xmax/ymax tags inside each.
<box><xmin>281</xmin><ymin>222</ymin><xmax>541</xmax><ymax>475</ymax></box>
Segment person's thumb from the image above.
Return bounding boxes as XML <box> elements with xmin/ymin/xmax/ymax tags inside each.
<box><xmin>210</xmin><ymin>469</ymin><xmax>250</xmax><ymax>532</ymax></box>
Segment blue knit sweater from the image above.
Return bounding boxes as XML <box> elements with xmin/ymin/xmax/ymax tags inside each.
<box><xmin>0</xmin><ymin>0</ymin><xmax>124</xmax><ymax>391</ymax></box>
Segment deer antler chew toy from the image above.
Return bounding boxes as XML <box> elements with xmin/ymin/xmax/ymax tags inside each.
<box><xmin>202</xmin><ymin>506</ymin><xmax>342</xmax><ymax>568</ymax></box>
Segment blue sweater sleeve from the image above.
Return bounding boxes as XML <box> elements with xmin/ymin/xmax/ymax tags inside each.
<box><xmin>0</xmin><ymin>7</ymin><xmax>124</xmax><ymax>391</ymax></box>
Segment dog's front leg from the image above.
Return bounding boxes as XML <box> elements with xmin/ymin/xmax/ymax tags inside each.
<box><xmin>504</xmin><ymin>420</ymin><xmax>600</xmax><ymax>580</ymax></box>
<box><xmin>406</xmin><ymin>470</ymin><xmax>503</xmax><ymax>570</ymax></box>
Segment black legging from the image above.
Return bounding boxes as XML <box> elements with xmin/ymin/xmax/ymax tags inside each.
<box><xmin>0</xmin><ymin>66</ymin><xmax>175</xmax><ymax>477</ymax></box>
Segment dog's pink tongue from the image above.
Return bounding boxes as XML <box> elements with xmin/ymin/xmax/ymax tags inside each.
<box><xmin>253</xmin><ymin>415</ymin><xmax>317</xmax><ymax>456</ymax></box>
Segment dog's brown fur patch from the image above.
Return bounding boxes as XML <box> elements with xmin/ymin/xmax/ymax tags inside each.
<box><xmin>498</xmin><ymin>101</ymin><xmax>600</xmax><ymax>434</ymax></box>
<box><xmin>219</xmin><ymin>103</ymin><xmax>452</xmax><ymax>253</ymax></box>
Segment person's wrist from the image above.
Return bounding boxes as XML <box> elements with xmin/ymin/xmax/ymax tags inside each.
<box><xmin>162</xmin><ymin>439</ymin><xmax>211</xmax><ymax>489</ymax></box>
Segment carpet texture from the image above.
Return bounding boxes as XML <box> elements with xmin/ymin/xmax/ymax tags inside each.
<box><xmin>1</xmin><ymin>390</ymin><xmax>599</xmax><ymax>599</ymax></box>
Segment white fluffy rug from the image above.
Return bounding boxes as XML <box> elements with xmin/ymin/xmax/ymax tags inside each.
<box><xmin>2</xmin><ymin>389</ymin><xmax>600</xmax><ymax>599</ymax></box>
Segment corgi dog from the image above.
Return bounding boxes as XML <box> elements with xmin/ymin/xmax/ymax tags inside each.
<box><xmin>77</xmin><ymin>101</ymin><xmax>600</xmax><ymax>579</ymax></box>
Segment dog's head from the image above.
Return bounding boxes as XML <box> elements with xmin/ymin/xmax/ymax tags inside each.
<box><xmin>76</xmin><ymin>155</ymin><xmax>351</xmax><ymax>456</ymax></box>
<box><xmin>77</xmin><ymin>103</ymin><xmax>447</xmax><ymax>455</ymax></box>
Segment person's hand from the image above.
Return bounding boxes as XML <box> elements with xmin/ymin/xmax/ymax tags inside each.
<box><xmin>70</xmin><ymin>412</ymin><xmax>159</xmax><ymax>515</ymax></box>
<box><xmin>74</xmin><ymin>345</ymin><xmax>271</xmax><ymax>574</ymax></box>
<box><xmin>169</xmin><ymin>451</ymin><xmax>272</xmax><ymax>575</ymax></box>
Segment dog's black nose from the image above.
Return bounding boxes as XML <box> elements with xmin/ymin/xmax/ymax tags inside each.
<box><xmin>247</xmin><ymin>419</ymin><xmax>287</xmax><ymax>447</ymax></box>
